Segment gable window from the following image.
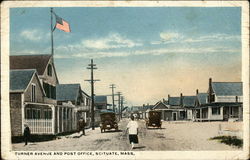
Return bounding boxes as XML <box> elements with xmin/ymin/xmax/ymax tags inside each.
<box><xmin>212</xmin><ymin>107</ymin><xmax>220</xmax><ymax>115</ymax></box>
<box><xmin>31</xmin><ymin>84</ymin><xmax>36</xmax><ymax>102</ymax></box>
<box><xmin>43</xmin><ymin>82</ymin><xmax>56</xmax><ymax>99</ymax></box>
<box><xmin>47</xmin><ymin>64</ymin><xmax>52</xmax><ymax>76</ymax></box>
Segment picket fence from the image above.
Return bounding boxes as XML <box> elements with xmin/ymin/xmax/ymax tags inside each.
<box><xmin>25</xmin><ymin>119</ymin><xmax>54</xmax><ymax>134</ymax></box>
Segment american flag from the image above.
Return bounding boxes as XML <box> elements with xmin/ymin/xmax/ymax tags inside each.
<box><xmin>55</xmin><ymin>14</ymin><xmax>71</xmax><ymax>32</ymax></box>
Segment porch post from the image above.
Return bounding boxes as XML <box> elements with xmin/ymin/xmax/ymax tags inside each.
<box><xmin>73</xmin><ymin>109</ymin><xmax>75</xmax><ymax>130</ymax></box>
<box><xmin>62</xmin><ymin>107</ymin><xmax>64</xmax><ymax>132</ymax></box>
<box><xmin>238</xmin><ymin>106</ymin><xmax>241</xmax><ymax>120</ymax></box>
<box><xmin>66</xmin><ymin>108</ymin><xmax>68</xmax><ymax>131</ymax></box>
<box><xmin>57</xmin><ymin>106</ymin><xmax>60</xmax><ymax>133</ymax></box>
<box><xmin>51</xmin><ymin>105</ymin><xmax>55</xmax><ymax>134</ymax></box>
<box><xmin>21</xmin><ymin>94</ymin><xmax>25</xmax><ymax>132</ymax></box>
<box><xmin>200</xmin><ymin>109</ymin><xmax>202</xmax><ymax>121</ymax></box>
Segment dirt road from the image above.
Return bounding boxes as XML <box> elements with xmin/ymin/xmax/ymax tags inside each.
<box><xmin>12</xmin><ymin>119</ymin><xmax>241</xmax><ymax>151</ymax></box>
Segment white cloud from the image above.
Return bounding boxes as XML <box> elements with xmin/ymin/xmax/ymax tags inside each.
<box><xmin>54</xmin><ymin>45</ymin><xmax>240</xmax><ymax>59</ymax></box>
<box><xmin>20</xmin><ymin>29</ymin><xmax>49</xmax><ymax>41</ymax></box>
<box><xmin>82</xmin><ymin>33</ymin><xmax>142</xmax><ymax>50</ymax></box>
<box><xmin>160</xmin><ymin>32</ymin><xmax>180</xmax><ymax>41</ymax></box>
<box><xmin>184</xmin><ymin>34</ymin><xmax>240</xmax><ymax>43</ymax></box>
<box><xmin>152</xmin><ymin>32</ymin><xmax>240</xmax><ymax>45</ymax></box>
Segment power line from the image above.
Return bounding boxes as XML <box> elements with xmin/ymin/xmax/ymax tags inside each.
<box><xmin>84</xmin><ymin>59</ymin><xmax>100</xmax><ymax>130</ymax></box>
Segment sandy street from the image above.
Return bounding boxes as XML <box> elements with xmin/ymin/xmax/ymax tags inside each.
<box><xmin>12</xmin><ymin>119</ymin><xmax>242</xmax><ymax>151</ymax></box>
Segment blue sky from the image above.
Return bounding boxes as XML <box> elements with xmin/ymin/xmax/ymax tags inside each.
<box><xmin>10</xmin><ymin>7</ymin><xmax>241</xmax><ymax>106</ymax></box>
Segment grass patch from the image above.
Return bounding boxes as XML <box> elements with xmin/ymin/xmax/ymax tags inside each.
<box><xmin>210</xmin><ymin>136</ymin><xmax>243</xmax><ymax>148</ymax></box>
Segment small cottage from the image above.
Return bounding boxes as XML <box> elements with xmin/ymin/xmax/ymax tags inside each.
<box><xmin>10</xmin><ymin>69</ymin><xmax>55</xmax><ymax>137</ymax></box>
<box><xmin>194</xmin><ymin>78</ymin><xmax>243</xmax><ymax>121</ymax></box>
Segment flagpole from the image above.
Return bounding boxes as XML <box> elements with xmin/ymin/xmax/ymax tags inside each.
<box><xmin>50</xmin><ymin>8</ymin><xmax>54</xmax><ymax>57</ymax></box>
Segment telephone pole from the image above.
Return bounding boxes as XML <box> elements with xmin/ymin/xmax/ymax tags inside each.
<box><xmin>85</xmin><ymin>59</ymin><xmax>100</xmax><ymax>130</ymax></box>
<box><xmin>121</xmin><ymin>96</ymin><xmax>124</xmax><ymax>119</ymax></box>
<box><xmin>109</xmin><ymin>84</ymin><xmax>116</xmax><ymax>112</ymax></box>
<box><xmin>116</xmin><ymin>92</ymin><xmax>122</xmax><ymax>120</ymax></box>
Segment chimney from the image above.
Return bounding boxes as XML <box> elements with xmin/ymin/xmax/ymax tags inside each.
<box><xmin>168</xmin><ymin>94</ymin><xmax>170</xmax><ymax>104</ymax></box>
<box><xmin>196</xmin><ymin>89</ymin><xmax>199</xmax><ymax>95</ymax></box>
<box><xmin>208</xmin><ymin>78</ymin><xmax>212</xmax><ymax>103</ymax></box>
<box><xmin>180</xmin><ymin>93</ymin><xmax>183</xmax><ymax>106</ymax></box>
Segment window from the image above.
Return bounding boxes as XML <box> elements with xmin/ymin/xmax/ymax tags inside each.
<box><xmin>44</xmin><ymin>109</ymin><xmax>52</xmax><ymax>119</ymax></box>
<box><xmin>31</xmin><ymin>84</ymin><xmax>36</xmax><ymax>102</ymax></box>
<box><xmin>26</xmin><ymin>108</ymin><xmax>41</xmax><ymax>119</ymax></box>
<box><xmin>43</xmin><ymin>82</ymin><xmax>56</xmax><ymax>99</ymax></box>
<box><xmin>47</xmin><ymin>64</ymin><xmax>52</xmax><ymax>76</ymax></box>
<box><xmin>25</xmin><ymin>108</ymin><xmax>32</xmax><ymax>119</ymax></box>
<box><xmin>212</xmin><ymin>107</ymin><xmax>221</xmax><ymax>115</ymax></box>
<box><xmin>63</xmin><ymin>109</ymin><xmax>66</xmax><ymax>120</ymax></box>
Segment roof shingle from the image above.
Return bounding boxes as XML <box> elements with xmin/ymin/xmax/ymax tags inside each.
<box><xmin>10</xmin><ymin>54</ymin><xmax>52</xmax><ymax>75</ymax></box>
<box><xmin>183</xmin><ymin>96</ymin><xmax>196</xmax><ymax>107</ymax></box>
<box><xmin>197</xmin><ymin>93</ymin><xmax>208</xmax><ymax>105</ymax></box>
<box><xmin>168</xmin><ymin>97</ymin><xmax>180</xmax><ymax>106</ymax></box>
<box><xmin>56</xmin><ymin>84</ymin><xmax>81</xmax><ymax>101</ymax></box>
<box><xmin>212</xmin><ymin>82</ymin><xmax>242</xmax><ymax>96</ymax></box>
<box><xmin>94</xmin><ymin>96</ymin><xmax>107</xmax><ymax>104</ymax></box>
<box><xmin>10</xmin><ymin>69</ymin><xmax>36</xmax><ymax>92</ymax></box>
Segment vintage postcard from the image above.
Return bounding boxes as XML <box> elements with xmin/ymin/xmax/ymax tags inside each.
<box><xmin>1</xmin><ymin>1</ymin><xmax>249</xmax><ymax>160</ymax></box>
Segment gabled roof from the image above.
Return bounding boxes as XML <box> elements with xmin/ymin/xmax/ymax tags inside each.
<box><xmin>56</xmin><ymin>84</ymin><xmax>81</xmax><ymax>101</ymax></box>
<box><xmin>94</xmin><ymin>96</ymin><xmax>107</xmax><ymax>104</ymax></box>
<box><xmin>143</xmin><ymin>105</ymin><xmax>154</xmax><ymax>110</ymax></box>
<box><xmin>131</xmin><ymin>106</ymin><xmax>142</xmax><ymax>111</ymax></box>
<box><xmin>153</xmin><ymin>101</ymin><xmax>169</xmax><ymax>110</ymax></box>
<box><xmin>10</xmin><ymin>54</ymin><xmax>52</xmax><ymax>75</ymax></box>
<box><xmin>168</xmin><ymin>97</ymin><xmax>180</xmax><ymax>106</ymax></box>
<box><xmin>81</xmin><ymin>90</ymin><xmax>90</xmax><ymax>98</ymax></box>
<box><xmin>197</xmin><ymin>93</ymin><xmax>208</xmax><ymax>105</ymax></box>
<box><xmin>183</xmin><ymin>96</ymin><xmax>196</xmax><ymax>107</ymax></box>
<box><xmin>212</xmin><ymin>82</ymin><xmax>242</xmax><ymax>96</ymax></box>
<box><xmin>10</xmin><ymin>69</ymin><xmax>36</xmax><ymax>93</ymax></box>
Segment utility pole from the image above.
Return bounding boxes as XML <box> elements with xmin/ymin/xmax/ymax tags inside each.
<box><xmin>121</xmin><ymin>96</ymin><xmax>124</xmax><ymax>119</ymax></box>
<box><xmin>85</xmin><ymin>59</ymin><xmax>100</xmax><ymax>130</ymax></box>
<box><xmin>116</xmin><ymin>92</ymin><xmax>122</xmax><ymax>120</ymax></box>
<box><xmin>109</xmin><ymin>84</ymin><xmax>116</xmax><ymax>112</ymax></box>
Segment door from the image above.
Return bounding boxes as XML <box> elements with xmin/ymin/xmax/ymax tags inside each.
<box><xmin>173</xmin><ymin>112</ymin><xmax>177</xmax><ymax>121</ymax></box>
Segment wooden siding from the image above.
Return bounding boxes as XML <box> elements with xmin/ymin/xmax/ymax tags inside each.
<box><xmin>24</xmin><ymin>74</ymin><xmax>44</xmax><ymax>103</ymax></box>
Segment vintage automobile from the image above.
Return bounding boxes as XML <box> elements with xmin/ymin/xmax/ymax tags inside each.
<box><xmin>99</xmin><ymin>111</ymin><xmax>118</xmax><ymax>133</ymax></box>
<box><xmin>145</xmin><ymin>110</ymin><xmax>162</xmax><ymax>129</ymax></box>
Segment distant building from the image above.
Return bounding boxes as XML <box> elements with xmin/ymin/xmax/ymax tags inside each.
<box><xmin>194</xmin><ymin>78</ymin><xmax>243</xmax><ymax>121</ymax></box>
<box><xmin>56</xmin><ymin>84</ymin><xmax>91</xmax><ymax>132</ymax></box>
<box><xmin>153</xmin><ymin>95</ymin><xmax>186</xmax><ymax>121</ymax></box>
<box><xmin>94</xmin><ymin>96</ymin><xmax>108</xmax><ymax>110</ymax></box>
<box><xmin>182</xmin><ymin>95</ymin><xmax>196</xmax><ymax>120</ymax></box>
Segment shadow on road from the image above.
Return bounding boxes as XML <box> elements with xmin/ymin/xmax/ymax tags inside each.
<box><xmin>133</xmin><ymin>146</ymin><xmax>146</xmax><ymax>149</ymax></box>
<box><xmin>102</xmin><ymin>130</ymin><xmax>123</xmax><ymax>133</ymax></box>
<box><xmin>146</xmin><ymin>128</ymin><xmax>166</xmax><ymax>130</ymax></box>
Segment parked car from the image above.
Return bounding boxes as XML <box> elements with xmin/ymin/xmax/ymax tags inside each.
<box><xmin>145</xmin><ymin>110</ymin><xmax>162</xmax><ymax>129</ymax></box>
<box><xmin>100</xmin><ymin>111</ymin><xmax>118</xmax><ymax>133</ymax></box>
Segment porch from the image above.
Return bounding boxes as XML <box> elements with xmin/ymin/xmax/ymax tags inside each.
<box><xmin>23</xmin><ymin>102</ymin><xmax>55</xmax><ymax>135</ymax></box>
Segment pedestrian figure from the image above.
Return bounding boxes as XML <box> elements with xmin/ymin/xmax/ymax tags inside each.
<box><xmin>23</xmin><ymin>124</ymin><xmax>30</xmax><ymax>146</ymax></box>
<box><xmin>78</xmin><ymin>117</ymin><xmax>86</xmax><ymax>136</ymax></box>
<box><xmin>126</xmin><ymin>116</ymin><xmax>139</xmax><ymax>150</ymax></box>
